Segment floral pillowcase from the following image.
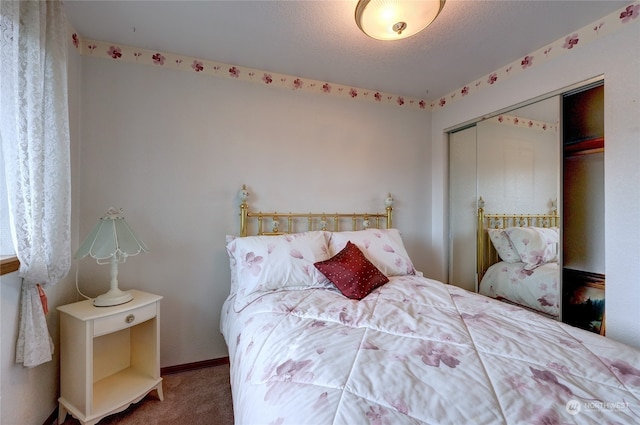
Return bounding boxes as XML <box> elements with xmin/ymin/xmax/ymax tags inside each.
<box><xmin>226</xmin><ymin>228</ymin><xmax>419</xmax><ymax>309</ymax></box>
<box><xmin>487</xmin><ymin>229</ymin><xmax>521</xmax><ymax>263</ymax></box>
<box><xmin>328</xmin><ymin>228</ymin><xmax>417</xmax><ymax>276</ymax></box>
<box><xmin>504</xmin><ymin>227</ymin><xmax>559</xmax><ymax>270</ymax></box>
<box><xmin>226</xmin><ymin>231</ymin><xmax>334</xmax><ymax>310</ymax></box>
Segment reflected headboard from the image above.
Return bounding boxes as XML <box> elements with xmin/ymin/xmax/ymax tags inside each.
<box><xmin>477</xmin><ymin>196</ymin><xmax>559</xmax><ymax>283</ymax></box>
<box><xmin>238</xmin><ymin>185</ymin><xmax>394</xmax><ymax>236</ymax></box>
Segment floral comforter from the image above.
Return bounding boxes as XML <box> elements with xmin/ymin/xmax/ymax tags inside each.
<box><xmin>479</xmin><ymin>261</ymin><xmax>560</xmax><ymax>318</ymax></box>
<box><xmin>221</xmin><ymin>275</ymin><xmax>640</xmax><ymax>424</ymax></box>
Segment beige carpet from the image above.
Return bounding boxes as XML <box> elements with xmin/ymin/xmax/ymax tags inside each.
<box><xmin>60</xmin><ymin>364</ymin><xmax>234</xmax><ymax>425</ymax></box>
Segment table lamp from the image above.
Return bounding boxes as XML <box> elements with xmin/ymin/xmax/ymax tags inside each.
<box><xmin>74</xmin><ymin>208</ymin><xmax>148</xmax><ymax>306</ymax></box>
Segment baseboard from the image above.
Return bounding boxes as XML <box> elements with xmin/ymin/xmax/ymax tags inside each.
<box><xmin>44</xmin><ymin>409</ymin><xmax>58</xmax><ymax>425</ymax></box>
<box><xmin>46</xmin><ymin>356</ymin><xmax>230</xmax><ymax>424</ymax></box>
<box><xmin>161</xmin><ymin>356</ymin><xmax>230</xmax><ymax>375</ymax></box>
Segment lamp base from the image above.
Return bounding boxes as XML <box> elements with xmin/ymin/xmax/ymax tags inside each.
<box><xmin>93</xmin><ymin>289</ymin><xmax>134</xmax><ymax>307</ymax></box>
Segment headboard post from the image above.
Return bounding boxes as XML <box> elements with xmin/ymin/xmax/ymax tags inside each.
<box><xmin>239</xmin><ymin>185</ymin><xmax>249</xmax><ymax>237</ymax></box>
<box><xmin>477</xmin><ymin>197</ymin><xmax>485</xmax><ymax>286</ymax></box>
<box><xmin>385</xmin><ymin>193</ymin><xmax>393</xmax><ymax>229</ymax></box>
<box><xmin>551</xmin><ymin>198</ymin><xmax>558</xmax><ymax>227</ymax></box>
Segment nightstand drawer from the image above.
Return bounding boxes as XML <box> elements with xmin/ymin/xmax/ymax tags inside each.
<box><xmin>93</xmin><ymin>303</ymin><xmax>157</xmax><ymax>337</ymax></box>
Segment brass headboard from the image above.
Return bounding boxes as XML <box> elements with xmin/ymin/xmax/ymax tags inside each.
<box><xmin>477</xmin><ymin>196</ymin><xmax>559</xmax><ymax>283</ymax></box>
<box><xmin>238</xmin><ymin>185</ymin><xmax>393</xmax><ymax>236</ymax></box>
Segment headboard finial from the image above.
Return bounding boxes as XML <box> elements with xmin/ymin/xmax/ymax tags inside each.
<box><xmin>384</xmin><ymin>193</ymin><xmax>393</xmax><ymax>228</ymax></box>
<box><xmin>239</xmin><ymin>185</ymin><xmax>249</xmax><ymax>202</ymax></box>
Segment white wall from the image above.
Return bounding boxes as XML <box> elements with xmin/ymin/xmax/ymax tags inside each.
<box><xmin>431</xmin><ymin>22</ymin><xmax>640</xmax><ymax>348</ymax></box>
<box><xmin>77</xmin><ymin>57</ymin><xmax>431</xmax><ymax>367</ymax></box>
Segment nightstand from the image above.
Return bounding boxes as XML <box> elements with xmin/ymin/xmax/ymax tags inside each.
<box><xmin>57</xmin><ymin>290</ymin><xmax>163</xmax><ymax>425</ymax></box>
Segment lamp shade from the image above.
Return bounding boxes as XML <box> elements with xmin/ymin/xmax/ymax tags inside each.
<box><xmin>75</xmin><ymin>208</ymin><xmax>148</xmax><ymax>262</ymax></box>
<box><xmin>355</xmin><ymin>0</ymin><xmax>446</xmax><ymax>41</ymax></box>
<box><xmin>74</xmin><ymin>208</ymin><xmax>147</xmax><ymax>307</ymax></box>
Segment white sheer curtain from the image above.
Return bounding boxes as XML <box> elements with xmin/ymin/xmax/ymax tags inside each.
<box><xmin>0</xmin><ymin>0</ymin><xmax>71</xmax><ymax>367</ymax></box>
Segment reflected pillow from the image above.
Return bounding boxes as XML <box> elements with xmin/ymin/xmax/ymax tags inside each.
<box><xmin>315</xmin><ymin>241</ymin><xmax>389</xmax><ymax>300</ymax></box>
<box><xmin>487</xmin><ymin>229</ymin><xmax>520</xmax><ymax>263</ymax></box>
<box><xmin>328</xmin><ymin>229</ymin><xmax>416</xmax><ymax>276</ymax></box>
<box><xmin>226</xmin><ymin>231</ymin><xmax>333</xmax><ymax>310</ymax></box>
<box><xmin>505</xmin><ymin>227</ymin><xmax>559</xmax><ymax>270</ymax></box>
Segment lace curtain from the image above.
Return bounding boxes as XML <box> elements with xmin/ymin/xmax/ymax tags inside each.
<box><xmin>0</xmin><ymin>1</ymin><xmax>71</xmax><ymax>367</ymax></box>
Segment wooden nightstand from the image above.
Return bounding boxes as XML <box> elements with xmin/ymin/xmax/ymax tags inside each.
<box><xmin>57</xmin><ymin>290</ymin><xmax>163</xmax><ymax>425</ymax></box>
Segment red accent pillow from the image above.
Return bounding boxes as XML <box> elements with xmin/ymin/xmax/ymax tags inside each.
<box><xmin>314</xmin><ymin>241</ymin><xmax>389</xmax><ymax>300</ymax></box>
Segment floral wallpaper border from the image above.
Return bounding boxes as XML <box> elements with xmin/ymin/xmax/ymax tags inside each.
<box><xmin>435</xmin><ymin>2</ymin><xmax>638</xmax><ymax>109</ymax></box>
<box><xmin>69</xmin><ymin>2</ymin><xmax>639</xmax><ymax>113</ymax></box>
<box><xmin>484</xmin><ymin>115</ymin><xmax>558</xmax><ymax>133</ymax></box>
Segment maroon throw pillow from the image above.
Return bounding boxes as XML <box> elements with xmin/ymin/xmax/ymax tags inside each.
<box><xmin>314</xmin><ymin>240</ymin><xmax>389</xmax><ymax>300</ymax></box>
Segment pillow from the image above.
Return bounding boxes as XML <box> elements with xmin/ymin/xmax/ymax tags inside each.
<box><xmin>328</xmin><ymin>228</ymin><xmax>416</xmax><ymax>276</ymax></box>
<box><xmin>226</xmin><ymin>231</ymin><xmax>333</xmax><ymax>310</ymax></box>
<box><xmin>314</xmin><ymin>241</ymin><xmax>389</xmax><ymax>300</ymax></box>
<box><xmin>487</xmin><ymin>229</ymin><xmax>520</xmax><ymax>263</ymax></box>
<box><xmin>226</xmin><ymin>234</ymin><xmax>240</xmax><ymax>295</ymax></box>
<box><xmin>505</xmin><ymin>227</ymin><xmax>559</xmax><ymax>270</ymax></box>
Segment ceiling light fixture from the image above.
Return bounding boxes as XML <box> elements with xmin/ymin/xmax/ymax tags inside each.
<box><xmin>355</xmin><ymin>0</ymin><xmax>446</xmax><ymax>41</ymax></box>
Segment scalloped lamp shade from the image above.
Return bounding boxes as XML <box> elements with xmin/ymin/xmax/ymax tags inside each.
<box><xmin>75</xmin><ymin>209</ymin><xmax>148</xmax><ymax>306</ymax></box>
<box><xmin>355</xmin><ymin>0</ymin><xmax>446</xmax><ymax>41</ymax></box>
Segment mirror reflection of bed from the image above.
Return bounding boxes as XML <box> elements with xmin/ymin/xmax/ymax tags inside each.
<box><xmin>476</xmin><ymin>198</ymin><xmax>560</xmax><ymax>319</ymax></box>
<box><xmin>448</xmin><ymin>95</ymin><xmax>560</xmax><ymax>296</ymax></box>
<box><xmin>449</xmin><ymin>80</ymin><xmax>605</xmax><ymax>332</ymax></box>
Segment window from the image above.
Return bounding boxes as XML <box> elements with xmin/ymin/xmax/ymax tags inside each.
<box><xmin>0</xmin><ymin>107</ymin><xmax>18</xmax><ymax>275</ymax></box>
<box><xmin>1</xmin><ymin>182</ymin><xmax>19</xmax><ymax>275</ymax></box>
<box><xmin>1</xmin><ymin>167</ymin><xmax>14</xmax><ymax>252</ymax></box>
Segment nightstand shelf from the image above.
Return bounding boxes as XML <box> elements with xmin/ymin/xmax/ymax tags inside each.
<box><xmin>58</xmin><ymin>290</ymin><xmax>163</xmax><ymax>425</ymax></box>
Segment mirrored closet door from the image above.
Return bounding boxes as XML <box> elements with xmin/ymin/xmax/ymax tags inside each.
<box><xmin>448</xmin><ymin>96</ymin><xmax>561</xmax><ymax>293</ymax></box>
<box><xmin>449</xmin><ymin>80</ymin><xmax>605</xmax><ymax>330</ymax></box>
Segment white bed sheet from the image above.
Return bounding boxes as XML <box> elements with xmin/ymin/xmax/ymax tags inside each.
<box><xmin>479</xmin><ymin>261</ymin><xmax>560</xmax><ymax>318</ymax></box>
<box><xmin>221</xmin><ymin>275</ymin><xmax>640</xmax><ymax>424</ymax></box>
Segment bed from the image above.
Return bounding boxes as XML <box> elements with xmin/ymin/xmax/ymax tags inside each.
<box><xmin>221</xmin><ymin>188</ymin><xmax>640</xmax><ymax>424</ymax></box>
<box><xmin>476</xmin><ymin>197</ymin><xmax>562</xmax><ymax>319</ymax></box>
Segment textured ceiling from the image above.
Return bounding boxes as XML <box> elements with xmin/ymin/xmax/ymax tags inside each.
<box><xmin>63</xmin><ymin>0</ymin><xmax>629</xmax><ymax>100</ymax></box>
